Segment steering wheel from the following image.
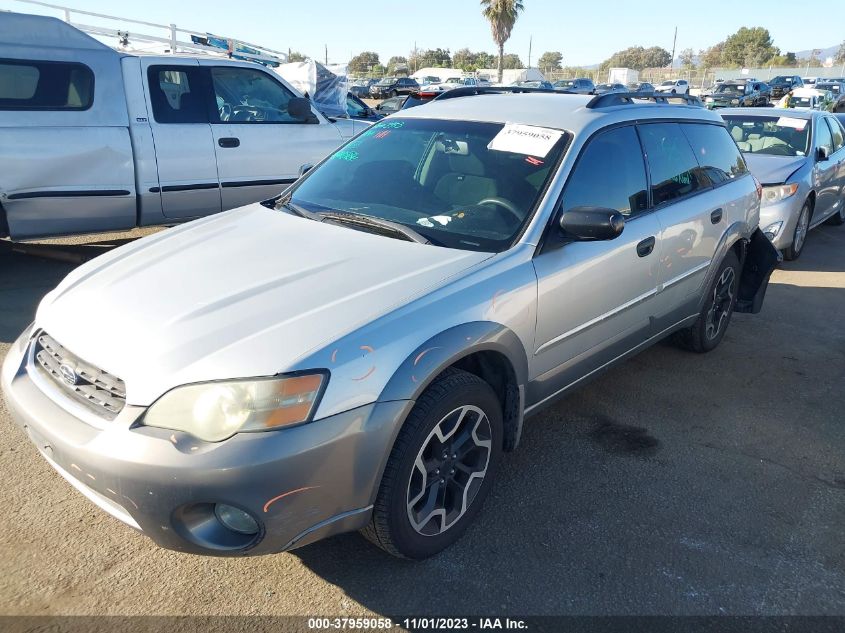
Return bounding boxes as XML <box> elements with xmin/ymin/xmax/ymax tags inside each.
<box><xmin>763</xmin><ymin>144</ymin><xmax>794</xmax><ymax>156</ymax></box>
<box><xmin>218</xmin><ymin>103</ymin><xmax>232</xmax><ymax>121</ymax></box>
<box><xmin>477</xmin><ymin>197</ymin><xmax>522</xmax><ymax>223</ymax></box>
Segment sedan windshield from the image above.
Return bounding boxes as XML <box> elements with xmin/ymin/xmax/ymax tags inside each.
<box><xmin>378</xmin><ymin>78</ymin><xmax>396</xmax><ymax>85</ymax></box>
<box><xmin>716</xmin><ymin>83</ymin><xmax>746</xmax><ymax>94</ymax></box>
<box><xmin>287</xmin><ymin>119</ymin><xmax>568</xmax><ymax>252</ymax></box>
<box><xmin>722</xmin><ymin>115</ymin><xmax>811</xmax><ymax>157</ymax></box>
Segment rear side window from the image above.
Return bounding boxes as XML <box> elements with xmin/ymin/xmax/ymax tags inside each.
<box><xmin>680</xmin><ymin>123</ymin><xmax>748</xmax><ymax>185</ymax></box>
<box><xmin>561</xmin><ymin>125</ymin><xmax>648</xmax><ymax>218</ymax></box>
<box><xmin>638</xmin><ymin>123</ymin><xmax>708</xmax><ymax>206</ymax></box>
<box><xmin>148</xmin><ymin>66</ymin><xmax>209</xmax><ymax>124</ymax></box>
<box><xmin>0</xmin><ymin>59</ymin><xmax>93</xmax><ymax>110</ymax></box>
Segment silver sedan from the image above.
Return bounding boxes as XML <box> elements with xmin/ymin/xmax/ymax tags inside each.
<box><xmin>720</xmin><ymin>108</ymin><xmax>845</xmax><ymax>259</ymax></box>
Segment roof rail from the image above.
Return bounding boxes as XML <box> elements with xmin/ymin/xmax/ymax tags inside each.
<box><xmin>10</xmin><ymin>0</ymin><xmax>288</xmax><ymax>65</ymax></box>
<box><xmin>587</xmin><ymin>92</ymin><xmax>703</xmax><ymax>109</ymax></box>
<box><xmin>434</xmin><ymin>86</ymin><xmax>577</xmax><ymax>101</ymax></box>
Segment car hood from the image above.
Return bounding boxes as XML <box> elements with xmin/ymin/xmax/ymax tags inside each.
<box><xmin>35</xmin><ymin>205</ymin><xmax>491</xmax><ymax>405</ymax></box>
<box><xmin>743</xmin><ymin>153</ymin><xmax>807</xmax><ymax>184</ymax></box>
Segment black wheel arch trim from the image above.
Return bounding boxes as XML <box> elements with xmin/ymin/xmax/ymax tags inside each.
<box><xmin>378</xmin><ymin>321</ymin><xmax>529</xmax><ymax>452</ymax></box>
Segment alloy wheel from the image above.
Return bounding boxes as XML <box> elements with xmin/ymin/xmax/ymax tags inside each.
<box><xmin>794</xmin><ymin>205</ymin><xmax>810</xmax><ymax>254</ymax></box>
<box><xmin>406</xmin><ymin>405</ymin><xmax>492</xmax><ymax>536</ymax></box>
<box><xmin>705</xmin><ymin>267</ymin><xmax>736</xmax><ymax>341</ymax></box>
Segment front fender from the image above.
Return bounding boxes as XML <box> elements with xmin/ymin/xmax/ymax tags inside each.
<box><xmin>378</xmin><ymin>321</ymin><xmax>529</xmax><ymax>403</ymax></box>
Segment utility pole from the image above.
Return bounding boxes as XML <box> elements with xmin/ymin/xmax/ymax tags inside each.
<box><xmin>670</xmin><ymin>26</ymin><xmax>677</xmax><ymax>70</ymax></box>
<box><xmin>325</xmin><ymin>45</ymin><xmax>328</xmax><ymax>65</ymax></box>
<box><xmin>528</xmin><ymin>35</ymin><xmax>532</xmax><ymax>68</ymax></box>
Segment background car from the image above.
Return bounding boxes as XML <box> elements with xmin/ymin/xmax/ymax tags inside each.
<box><xmin>786</xmin><ymin>88</ymin><xmax>835</xmax><ymax>111</ymax></box>
<box><xmin>350</xmin><ymin>78</ymin><xmax>378</xmax><ymax>98</ymax></box>
<box><xmin>768</xmin><ymin>75</ymin><xmax>804</xmax><ymax>99</ymax></box>
<box><xmin>594</xmin><ymin>82</ymin><xmax>627</xmax><ymax>95</ymax></box>
<box><xmin>400</xmin><ymin>90</ymin><xmax>439</xmax><ymax>110</ymax></box>
<box><xmin>815</xmin><ymin>82</ymin><xmax>845</xmax><ymax>113</ymax></box>
<box><xmin>553</xmin><ymin>78</ymin><xmax>594</xmax><ymax>94</ymax></box>
<box><xmin>510</xmin><ymin>80</ymin><xmax>554</xmax><ymax>90</ymax></box>
<box><xmin>373</xmin><ymin>95</ymin><xmax>406</xmax><ymax>116</ymax></box>
<box><xmin>705</xmin><ymin>81</ymin><xmax>769</xmax><ymax>108</ymax></box>
<box><xmin>654</xmin><ymin>79</ymin><xmax>689</xmax><ymax>95</ymax></box>
<box><xmin>627</xmin><ymin>81</ymin><xmax>655</xmax><ymax>93</ymax></box>
<box><xmin>720</xmin><ymin>109</ymin><xmax>845</xmax><ymax>259</ymax></box>
<box><xmin>370</xmin><ymin>76</ymin><xmax>420</xmax><ymax>98</ymax></box>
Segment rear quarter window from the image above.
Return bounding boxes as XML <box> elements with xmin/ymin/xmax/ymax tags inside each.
<box><xmin>680</xmin><ymin>123</ymin><xmax>749</xmax><ymax>185</ymax></box>
<box><xmin>0</xmin><ymin>59</ymin><xmax>94</xmax><ymax>110</ymax></box>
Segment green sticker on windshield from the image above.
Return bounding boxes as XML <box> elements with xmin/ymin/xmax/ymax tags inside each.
<box><xmin>332</xmin><ymin>150</ymin><xmax>359</xmax><ymax>161</ymax></box>
<box><xmin>374</xmin><ymin>120</ymin><xmax>405</xmax><ymax>130</ymax></box>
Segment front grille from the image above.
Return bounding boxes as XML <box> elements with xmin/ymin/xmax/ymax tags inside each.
<box><xmin>32</xmin><ymin>332</ymin><xmax>126</xmax><ymax>418</ymax></box>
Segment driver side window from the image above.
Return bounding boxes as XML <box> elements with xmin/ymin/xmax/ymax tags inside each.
<box><xmin>210</xmin><ymin>67</ymin><xmax>302</xmax><ymax>123</ymax></box>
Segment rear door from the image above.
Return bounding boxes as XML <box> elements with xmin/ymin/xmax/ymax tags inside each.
<box><xmin>143</xmin><ymin>60</ymin><xmax>221</xmax><ymax>220</ymax></box>
<box><xmin>531</xmin><ymin>125</ymin><xmax>660</xmax><ymax>403</ymax></box>
<box><xmin>640</xmin><ymin>122</ymin><xmax>750</xmax><ymax>330</ymax></box>
<box><xmin>203</xmin><ymin>63</ymin><xmax>343</xmax><ymax>211</ymax></box>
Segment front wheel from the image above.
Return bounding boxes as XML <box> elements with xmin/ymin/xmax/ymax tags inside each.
<box><xmin>361</xmin><ymin>368</ymin><xmax>503</xmax><ymax>559</ymax></box>
<box><xmin>784</xmin><ymin>201</ymin><xmax>811</xmax><ymax>260</ymax></box>
<box><xmin>673</xmin><ymin>250</ymin><xmax>740</xmax><ymax>353</ymax></box>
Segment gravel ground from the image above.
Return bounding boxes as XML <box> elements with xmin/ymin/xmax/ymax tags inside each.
<box><xmin>0</xmin><ymin>222</ymin><xmax>843</xmax><ymax>616</ymax></box>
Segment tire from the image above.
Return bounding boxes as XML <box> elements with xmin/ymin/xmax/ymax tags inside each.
<box><xmin>673</xmin><ymin>250</ymin><xmax>740</xmax><ymax>353</ymax></box>
<box><xmin>825</xmin><ymin>199</ymin><xmax>845</xmax><ymax>226</ymax></box>
<box><xmin>361</xmin><ymin>368</ymin><xmax>503</xmax><ymax>559</ymax></box>
<box><xmin>784</xmin><ymin>200</ymin><xmax>812</xmax><ymax>260</ymax></box>
<box><xmin>671</xmin><ymin>89</ymin><xmax>676</xmax><ymax>94</ymax></box>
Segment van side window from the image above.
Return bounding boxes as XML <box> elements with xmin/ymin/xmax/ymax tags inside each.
<box><xmin>147</xmin><ymin>66</ymin><xmax>208</xmax><ymax>124</ymax></box>
<box><xmin>680</xmin><ymin>123</ymin><xmax>748</xmax><ymax>185</ymax></box>
<box><xmin>0</xmin><ymin>59</ymin><xmax>93</xmax><ymax>110</ymax></box>
<box><xmin>638</xmin><ymin>123</ymin><xmax>708</xmax><ymax>206</ymax></box>
<box><xmin>210</xmin><ymin>67</ymin><xmax>301</xmax><ymax>123</ymax></box>
<box><xmin>561</xmin><ymin>125</ymin><xmax>648</xmax><ymax>218</ymax></box>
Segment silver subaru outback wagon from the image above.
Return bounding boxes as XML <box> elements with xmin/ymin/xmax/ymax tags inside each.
<box><xmin>2</xmin><ymin>91</ymin><xmax>779</xmax><ymax>559</ymax></box>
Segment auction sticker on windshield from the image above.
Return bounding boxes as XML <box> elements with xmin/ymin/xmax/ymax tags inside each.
<box><xmin>488</xmin><ymin>123</ymin><xmax>563</xmax><ymax>157</ymax></box>
<box><xmin>776</xmin><ymin>117</ymin><xmax>808</xmax><ymax>130</ymax></box>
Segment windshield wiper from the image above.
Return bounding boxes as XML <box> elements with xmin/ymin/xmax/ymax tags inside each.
<box><xmin>275</xmin><ymin>197</ymin><xmax>322</xmax><ymax>221</ymax></box>
<box><xmin>318</xmin><ymin>211</ymin><xmax>431</xmax><ymax>244</ymax></box>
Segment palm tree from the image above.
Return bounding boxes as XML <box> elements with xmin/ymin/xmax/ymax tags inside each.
<box><xmin>480</xmin><ymin>0</ymin><xmax>525</xmax><ymax>84</ymax></box>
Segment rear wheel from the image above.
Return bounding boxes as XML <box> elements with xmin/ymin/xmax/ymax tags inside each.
<box><xmin>674</xmin><ymin>250</ymin><xmax>740</xmax><ymax>353</ymax></box>
<box><xmin>362</xmin><ymin>368</ymin><xmax>502</xmax><ymax>559</ymax></box>
<box><xmin>784</xmin><ymin>201</ymin><xmax>812</xmax><ymax>260</ymax></box>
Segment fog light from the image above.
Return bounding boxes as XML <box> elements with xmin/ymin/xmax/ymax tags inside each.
<box><xmin>762</xmin><ymin>221</ymin><xmax>783</xmax><ymax>240</ymax></box>
<box><xmin>214</xmin><ymin>504</ymin><xmax>259</xmax><ymax>535</ymax></box>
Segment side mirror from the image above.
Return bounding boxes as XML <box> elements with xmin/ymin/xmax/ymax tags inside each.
<box><xmin>559</xmin><ymin>206</ymin><xmax>625</xmax><ymax>241</ymax></box>
<box><xmin>817</xmin><ymin>146</ymin><xmax>830</xmax><ymax>161</ymax></box>
<box><xmin>288</xmin><ymin>97</ymin><xmax>315</xmax><ymax>122</ymax></box>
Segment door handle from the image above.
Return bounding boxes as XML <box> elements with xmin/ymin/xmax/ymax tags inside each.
<box><xmin>636</xmin><ymin>236</ymin><xmax>656</xmax><ymax>257</ymax></box>
<box><xmin>218</xmin><ymin>137</ymin><xmax>240</xmax><ymax>148</ymax></box>
<box><xmin>711</xmin><ymin>208</ymin><xmax>723</xmax><ymax>224</ymax></box>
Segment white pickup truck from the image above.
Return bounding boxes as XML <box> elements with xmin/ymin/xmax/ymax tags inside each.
<box><xmin>0</xmin><ymin>12</ymin><xmax>368</xmax><ymax>240</ymax></box>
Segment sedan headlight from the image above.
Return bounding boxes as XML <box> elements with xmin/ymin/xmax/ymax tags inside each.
<box><xmin>731</xmin><ymin>98</ymin><xmax>740</xmax><ymax>104</ymax></box>
<box><xmin>143</xmin><ymin>373</ymin><xmax>327</xmax><ymax>442</ymax></box>
<box><xmin>761</xmin><ymin>183</ymin><xmax>799</xmax><ymax>207</ymax></box>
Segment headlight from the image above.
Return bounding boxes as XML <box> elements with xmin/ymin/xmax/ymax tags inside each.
<box><xmin>731</xmin><ymin>98</ymin><xmax>740</xmax><ymax>104</ymax></box>
<box><xmin>143</xmin><ymin>373</ymin><xmax>327</xmax><ymax>442</ymax></box>
<box><xmin>761</xmin><ymin>183</ymin><xmax>799</xmax><ymax>207</ymax></box>
<box><xmin>762</xmin><ymin>221</ymin><xmax>783</xmax><ymax>240</ymax></box>
<box><xmin>705</xmin><ymin>97</ymin><xmax>714</xmax><ymax>102</ymax></box>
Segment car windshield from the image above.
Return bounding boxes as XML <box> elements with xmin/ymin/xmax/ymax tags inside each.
<box><xmin>770</xmin><ymin>76</ymin><xmax>788</xmax><ymax>84</ymax></box>
<box><xmin>722</xmin><ymin>115</ymin><xmax>811</xmax><ymax>157</ymax></box>
<box><xmin>378</xmin><ymin>78</ymin><xmax>396</xmax><ymax>85</ymax></box>
<box><xmin>817</xmin><ymin>84</ymin><xmax>840</xmax><ymax>94</ymax></box>
<box><xmin>788</xmin><ymin>96</ymin><xmax>814</xmax><ymax>108</ymax></box>
<box><xmin>716</xmin><ymin>83</ymin><xmax>745</xmax><ymax>94</ymax></box>
<box><xmin>556</xmin><ymin>80</ymin><xmax>576</xmax><ymax>87</ymax></box>
<box><xmin>286</xmin><ymin>118</ymin><xmax>568</xmax><ymax>252</ymax></box>
<box><xmin>661</xmin><ymin>81</ymin><xmax>675</xmax><ymax>86</ymax></box>
<box><xmin>445</xmin><ymin>78</ymin><xmax>462</xmax><ymax>84</ymax></box>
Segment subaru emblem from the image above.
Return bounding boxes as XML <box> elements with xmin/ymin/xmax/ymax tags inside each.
<box><xmin>58</xmin><ymin>363</ymin><xmax>78</xmax><ymax>386</ymax></box>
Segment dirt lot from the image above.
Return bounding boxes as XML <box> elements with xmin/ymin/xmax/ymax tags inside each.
<box><xmin>0</xmin><ymin>223</ymin><xmax>843</xmax><ymax>616</ymax></box>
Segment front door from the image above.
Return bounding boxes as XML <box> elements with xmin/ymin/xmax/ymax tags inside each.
<box><xmin>530</xmin><ymin>125</ymin><xmax>660</xmax><ymax>407</ymax></box>
<box><xmin>813</xmin><ymin>115</ymin><xmax>840</xmax><ymax>220</ymax></box>
<box><xmin>143</xmin><ymin>60</ymin><xmax>222</xmax><ymax>220</ymax></box>
<box><xmin>202</xmin><ymin>63</ymin><xmax>343</xmax><ymax>211</ymax></box>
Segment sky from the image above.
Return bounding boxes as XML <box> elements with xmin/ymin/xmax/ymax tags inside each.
<box><xmin>2</xmin><ymin>0</ymin><xmax>842</xmax><ymax>67</ymax></box>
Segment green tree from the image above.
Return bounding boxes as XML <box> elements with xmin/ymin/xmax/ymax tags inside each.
<box><xmin>481</xmin><ymin>0</ymin><xmax>525</xmax><ymax>83</ymax></box>
<box><xmin>419</xmin><ymin>48</ymin><xmax>452</xmax><ymax>68</ymax></box>
<box><xmin>679</xmin><ymin>48</ymin><xmax>696</xmax><ymax>69</ymax></box>
<box><xmin>722</xmin><ymin>27</ymin><xmax>778</xmax><ymax>67</ymax></box>
<box><xmin>502</xmin><ymin>53</ymin><xmax>523</xmax><ymax>69</ymax></box>
<box><xmin>538</xmin><ymin>51</ymin><xmax>562</xmax><ymax>72</ymax></box>
<box><xmin>474</xmin><ymin>52</ymin><xmax>496</xmax><ymax>69</ymax></box>
<box><xmin>287</xmin><ymin>50</ymin><xmax>308</xmax><ymax>62</ymax></box>
<box><xmin>453</xmin><ymin>48</ymin><xmax>475</xmax><ymax>70</ymax></box>
<box><xmin>699</xmin><ymin>42</ymin><xmax>724</xmax><ymax>68</ymax></box>
<box><xmin>836</xmin><ymin>41</ymin><xmax>845</xmax><ymax>64</ymax></box>
<box><xmin>601</xmin><ymin>46</ymin><xmax>671</xmax><ymax>71</ymax></box>
<box><xmin>348</xmin><ymin>51</ymin><xmax>380</xmax><ymax>74</ymax></box>
<box><xmin>387</xmin><ymin>56</ymin><xmax>408</xmax><ymax>74</ymax></box>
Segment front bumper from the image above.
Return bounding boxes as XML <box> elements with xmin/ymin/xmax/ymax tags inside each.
<box><xmin>2</xmin><ymin>329</ymin><xmax>411</xmax><ymax>556</ymax></box>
